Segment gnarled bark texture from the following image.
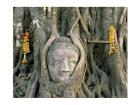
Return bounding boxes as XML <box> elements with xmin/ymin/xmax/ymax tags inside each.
<box><xmin>13</xmin><ymin>7</ymin><xmax>127</xmax><ymax>98</ymax></box>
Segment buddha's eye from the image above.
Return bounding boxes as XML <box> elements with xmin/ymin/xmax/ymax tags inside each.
<box><xmin>48</xmin><ymin>59</ymin><xmax>53</xmax><ymax>65</ymax></box>
<box><xmin>48</xmin><ymin>59</ymin><xmax>61</xmax><ymax>66</ymax></box>
<box><xmin>68</xmin><ymin>61</ymin><xmax>77</xmax><ymax>70</ymax></box>
<box><xmin>54</xmin><ymin>60</ymin><xmax>62</xmax><ymax>66</ymax></box>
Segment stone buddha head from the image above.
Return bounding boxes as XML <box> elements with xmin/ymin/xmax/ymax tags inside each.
<box><xmin>47</xmin><ymin>37</ymin><xmax>79</xmax><ymax>83</ymax></box>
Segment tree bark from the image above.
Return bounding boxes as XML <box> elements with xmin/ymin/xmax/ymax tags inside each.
<box><xmin>13</xmin><ymin>7</ymin><xmax>127</xmax><ymax>98</ymax></box>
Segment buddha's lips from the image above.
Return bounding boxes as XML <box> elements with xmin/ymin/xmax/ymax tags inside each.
<box><xmin>61</xmin><ymin>73</ymin><xmax>70</xmax><ymax>77</ymax></box>
<box><xmin>59</xmin><ymin>73</ymin><xmax>70</xmax><ymax>80</ymax></box>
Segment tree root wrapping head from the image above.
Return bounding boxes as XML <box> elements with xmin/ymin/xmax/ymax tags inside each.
<box><xmin>39</xmin><ymin>36</ymin><xmax>86</xmax><ymax>98</ymax></box>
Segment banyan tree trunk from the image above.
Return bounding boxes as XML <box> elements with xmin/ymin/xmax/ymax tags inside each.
<box><xmin>13</xmin><ymin>7</ymin><xmax>127</xmax><ymax>98</ymax></box>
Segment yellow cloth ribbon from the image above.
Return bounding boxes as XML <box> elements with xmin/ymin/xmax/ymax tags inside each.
<box><xmin>108</xmin><ymin>25</ymin><xmax>118</xmax><ymax>54</ymax></box>
<box><xmin>21</xmin><ymin>32</ymin><xmax>30</xmax><ymax>64</ymax></box>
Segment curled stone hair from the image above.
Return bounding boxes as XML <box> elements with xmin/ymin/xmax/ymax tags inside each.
<box><xmin>47</xmin><ymin>37</ymin><xmax>80</xmax><ymax>58</ymax></box>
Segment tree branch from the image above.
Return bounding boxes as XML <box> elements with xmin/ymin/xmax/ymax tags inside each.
<box><xmin>75</xmin><ymin>7</ymin><xmax>91</xmax><ymax>39</ymax></box>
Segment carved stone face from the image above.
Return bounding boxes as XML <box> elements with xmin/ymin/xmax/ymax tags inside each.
<box><xmin>47</xmin><ymin>37</ymin><xmax>79</xmax><ymax>83</ymax></box>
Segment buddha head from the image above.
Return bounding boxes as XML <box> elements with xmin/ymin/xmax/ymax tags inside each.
<box><xmin>47</xmin><ymin>37</ymin><xmax>79</xmax><ymax>83</ymax></box>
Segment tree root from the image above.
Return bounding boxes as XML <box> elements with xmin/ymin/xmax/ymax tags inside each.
<box><xmin>25</xmin><ymin>71</ymin><xmax>39</xmax><ymax>97</ymax></box>
<box><xmin>39</xmin><ymin>7</ymin><xmax>60</xmax><ymax>97</ymax></box>
<box><xmin>75</xmin><ymin>7</ymin><xmax>91</xmax><ymax>39</ymax></box>
<box><xmin>77</xmin><ymin>87</ymin><xmax>86</xmax><ymax>98</ymax></box>
<box><xmin>14</xmin><ymin>48</ymin><xmax>22</xmax><ymax>76</ymax></box>
<box><xmin>82</xmin><ymin>82</ymin><xmax>92</xmax><ymax>97</ymax></box>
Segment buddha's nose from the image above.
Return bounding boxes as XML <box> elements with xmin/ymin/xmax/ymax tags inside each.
<box><xmin>61</xmin><ymin>60</ymin><xmax>70</xmax><ymax>72</ymax></box>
